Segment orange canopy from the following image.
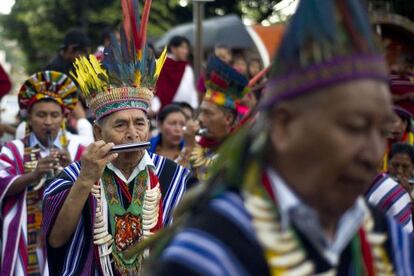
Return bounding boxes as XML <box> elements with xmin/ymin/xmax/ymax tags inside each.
<box><xmin>251</xmin><ymin>24</ymin><xmax>286</xmax><ymax>60</ymax></box>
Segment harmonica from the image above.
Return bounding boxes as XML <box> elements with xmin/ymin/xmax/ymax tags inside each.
<box><xmin>109</xmin><ymin>142</ymin><xmax>151</xmax><ymax>153</ymax></box>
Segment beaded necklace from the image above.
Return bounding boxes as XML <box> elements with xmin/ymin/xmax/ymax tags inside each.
<box><xmin>243</xmin><ymin>172</ymin><xmax>394</xmax><ymax>275</ymax></box>
<box><xmin>101</xmin><ymin>166</ymin><xmax>161</xmax><ymax>275</ymax></box>
<box><xmin>189</xmin><ymin>144</ymin><xmax>217</xmax><ymax>181</ymax></box>
<box><xmin>22</xmin><ymin>137</ymin><xmax>43</xmax><ymax>275</ymax></box>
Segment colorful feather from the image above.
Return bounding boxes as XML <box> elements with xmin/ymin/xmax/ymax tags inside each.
<box><xmin>72</xmin><ymin>0</ymin><xmax>166</xmax><ymax>117</ymax></box>
<box><xmin>128</xmin><ymin>0</ymin><xmax>140</xmax><ymax>53</ymax></box>
<box><xmin>137</xmin><ymin>0</ymin><xmax>152</xmax><ymax>51</ymax></box>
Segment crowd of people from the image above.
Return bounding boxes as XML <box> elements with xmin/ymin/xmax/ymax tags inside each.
<box><xmin>1</xmin><ymin>0</ymin><xmax>414</xmax><ymax>275</ymax></box>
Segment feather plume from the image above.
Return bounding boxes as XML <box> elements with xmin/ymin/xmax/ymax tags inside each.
<box><xmin>155</xmin><ymin>48</ymin><xmax>167</xmax><ymax>78</ymax></box>
<box><xmin>128</xmin><ymin>0</ymin><xmax>140</xmax><ymax>53</ymax></box>
<box><xmin>72</xmin><ymin>0</ymin><xmax>166</xmax><ymax>105</ymax></box>
<box><xmin>137</xmin><ymin>0</ymin><xmax>152</xmax><ymax>51</ymax></box>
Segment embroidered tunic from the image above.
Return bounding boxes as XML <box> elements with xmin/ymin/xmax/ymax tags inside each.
<box><xmin>0</xmin><ymin>133</ymin><xmax>85</xmax><ymax>276</ymax></box>
<box><xmin>43</xmin><ymin>152</ymin><xmax>190</xmax><ymax>275</ymax></box>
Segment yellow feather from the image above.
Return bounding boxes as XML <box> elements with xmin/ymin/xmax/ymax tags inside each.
<box><xmin>154</xmin><ymin>48</ymin><xmax>167</xmax><ymax>78</ymax></box>
<box><xmin>135</xmin><ymin>71</ymin><xmax>142</xmax><ymax>86</ymax></box>
<box><xmin>70</xmin><ymin>60</ymin><xmax>89</xmax><ymax>95</ymax></box>
<box><xmin>89</xmin><ymin>54</ymin><xmax>108</xmax><ymax>79</ymax></box>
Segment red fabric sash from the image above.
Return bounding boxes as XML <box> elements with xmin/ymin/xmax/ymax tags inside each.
<box><xmin>113</xmin><ymin>168</ymin><xmax>163</xmax><ymax>231</ymax></box>
<box><xmin>198</xmin><ymin>137</ymin><xmax>221</xmax><ymax>149</ymax></box>
<box><xmin>155</xmin><ymin>57</ymin><xmax>187</xmax><ymax>109</ymax></box>
<box><xmin>114</xmin><ymin>175</ymin><xmax>132</xmax><ymax>203</ymax></box>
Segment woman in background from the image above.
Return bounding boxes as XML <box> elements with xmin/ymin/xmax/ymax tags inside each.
<box><xmin>150</xmin><ymin>104</ymin><xmax>186</xmax><ymax>161</ymax></box>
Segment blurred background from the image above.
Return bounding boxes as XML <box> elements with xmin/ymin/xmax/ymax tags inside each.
<box><xmin>0</xmin><ymin>0</ymin><xmax>414</xmax><ymax>93</ymax></box>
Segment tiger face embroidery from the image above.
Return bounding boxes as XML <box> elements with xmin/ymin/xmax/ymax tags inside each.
<box><xmin>114</xmin><ymin>213</ymin><xmax>142</xmax><ymax>252</ymax></box>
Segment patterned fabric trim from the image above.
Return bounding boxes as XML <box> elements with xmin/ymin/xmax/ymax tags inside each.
<box><xmin>204</xmin><ymin>89</ymin><xmax>236</xmax><ymax>110</ymax></box>
<box><xmin>95</xmin><ymin>99</ymin><xmax>149</xmax><ymax>120</ymax></box>
<box><xmin>260</xmin><ymin>54</ymin><xmax>388</xmax><ymax>109</ymax></box>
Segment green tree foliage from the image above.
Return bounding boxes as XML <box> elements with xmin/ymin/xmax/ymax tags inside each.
<box><xmin>1</xmin><ymin>0</ymin><xmax>282</xmax><ymax>73</ymax></box>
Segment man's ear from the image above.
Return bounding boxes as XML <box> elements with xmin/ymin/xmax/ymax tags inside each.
<box><xmin>93</xmin><ymin>123</ymin><xmax>103</xmax><ymax>141</ymax></box>
<box><xmin>224</xmin><ymin>110</ymin><xmax>236</xmax><ymax>128</ymax></box>
<box><xmin>268</xmin><ymin>104</ymin><xmax>298</xmax><ymax>154</ymax></box>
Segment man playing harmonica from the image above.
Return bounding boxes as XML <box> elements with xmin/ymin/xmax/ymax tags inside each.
<box><xmin>43</xmin><ymin>1</ymin><xmax>190</xmax><ymax>274</ymax></box>
<box><xmin>0</xmin><ymin>71</ymin><xmax>85</xmax><ymax>275</ymax></box>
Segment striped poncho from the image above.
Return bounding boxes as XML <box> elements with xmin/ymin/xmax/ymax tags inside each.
<box><xmin>0</xmin><ymin>136</ymin><xmax>84</xmax><ymax>276</ymax></box>
<box><xmin>366</xmin><ymin>173</ymin><xmax>413</xmax><ymax>234</ymax></box>
<box><xmin>43</xmin><ymin>152</ymin><xmax>190</xmax><ymax>275</ymax></box>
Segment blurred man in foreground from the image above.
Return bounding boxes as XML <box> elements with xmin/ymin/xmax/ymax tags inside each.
<box><xmin>150</xmin><ymin>0</ymin><xmax>414</xmax><ymax>274</ymax></box>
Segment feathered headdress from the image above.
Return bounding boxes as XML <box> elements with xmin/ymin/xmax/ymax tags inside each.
<box><xmin>203</xmin><ymin>55</ymin><xmax>249</xmax><ymax>110</ymax></box>
<box><xmin>259</xmin><ymin>0</ymin><xmax>389</xmax><ymax>109</ymax></box>
<box><xmin>71</xmin><ymin>0</ymin><xmax>167</xmax><ymax>120</ymax></box>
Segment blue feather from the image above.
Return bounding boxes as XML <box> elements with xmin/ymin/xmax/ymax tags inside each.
<box><xmin>140</xmin><ymin>46</ymin><xmax>147</xmax><ymax>80</ymax></box>
<box><xmin>132</xmin><ymin>0</ymin><xmax>141</xmax><ymax>32</ymax></box>
<box><xmin>347</xmin><ymin>0</ymin><xmax>375</xmax><ymax>50</ymax></box>
<box><xmin>279</xmin><ymin>0</ymin><xmax>336</xmax><ymax>62</ymax></box>
<box><xmin>119</xmin><ymin>28</ymin><xmax>130</xmax><ymax>64</ymax></box>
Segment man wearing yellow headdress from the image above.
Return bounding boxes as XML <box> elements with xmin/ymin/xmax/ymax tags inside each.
<box><xmin>42</xmin><ymin>0</ymin><xmax>190</xmax><ymax>275</ymax></box>
<box><xmin>0</xmin><ymin>70</ymin><xmax>85</xmax><ymax>275</ymax></box>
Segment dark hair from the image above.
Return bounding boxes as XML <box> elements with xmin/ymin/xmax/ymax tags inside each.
<box><xmin>214</xmin><ymin>43</ymin><xmax>231</xmax><ymax>51</ymax></box>
<box><xmin>389</xmin><ymin>143</ymin><xmax>414</xmax><ymax>163</ymax></box>
<box><xmin>173</xmin><ymin>101</ymin><xmax>194</xmax><ymax>114</ymax></box>
<box><xmin>157</xmin><ymin>104</ymin><xmax>186</xmax><ymax>124</ymax></box>
<box><xmin>233</xmin><ymin>55</ymin><xmax>247</xmax><ymax>63</ymax></box>
<box><xmin>167</xmin><ymin>36</ymin><xmax>190</xmax><ymax>53</ymax></box>
<box><xmin>249</xmin><ymin>56</ymin><xmax>262</xmax><ymax>64</ymax></box>
<box><xmin>61</xmin><ymin>29</ymin><xmax>90</xmax><ymax>50</ymax></box>
<box><xmin>101</xmin><ymin>27</ymin><xmax>115</xmax><ymax>44</ymax></box>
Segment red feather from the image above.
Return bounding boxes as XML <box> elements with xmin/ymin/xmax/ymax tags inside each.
<box><xmin>128</xmin><ymin>0</ymin><xmax>140</xmax><ymax>53</ymax></box>
<box><xmin>121</xmin><ymin>0</ymin><xmax>132</xmax><ymax>52</ymax></box>
<box><xmin>248</xmin><ymin>66</ymin><xmax>269</xmax><ymax>88</ymax></box>
<box><xmin>137</xmin><ymin>0</ymin><xmax>152</xmax><ymax>51</ymax></box>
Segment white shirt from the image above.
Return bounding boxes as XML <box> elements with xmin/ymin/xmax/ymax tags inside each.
<box><xmin>168</xmin><ymin>54</ymin><xmax>199</xmax><ymax>109</ymax></box>
<box><xmin>172</xmin><ymin>64</ymin><xmax>199</xmax><ymax>109</ymax></box>
<box><xmin>106</xmin><ymin>151</ymin><xmax>155</xmax><ymax>184</ymax></box>
<box><xmin>29</xmin><ymin>132</ymin><xmax>64</xmax><ymax>158</ymax></box>
<box><xmin>267</xmin><ymin>168</ymin><xmax>368</xmax><ymax>266</ymax></box>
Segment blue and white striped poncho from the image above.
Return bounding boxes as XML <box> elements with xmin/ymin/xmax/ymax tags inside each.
<box><xmin>42</xmin><ymin>152</ymin><xmax>190</xmax><ymax>276</ymax></box>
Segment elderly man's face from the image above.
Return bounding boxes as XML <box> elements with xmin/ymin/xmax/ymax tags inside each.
<box><xmin>94</xmin><ymin>109</ymin><xmax>150</xmax><ymax>146</ymax></box>
<box><xmin>269</xmin><ymin>79</ymin><xmax>394</xmax><ymax>212</ymax></box>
